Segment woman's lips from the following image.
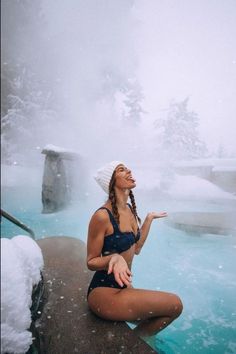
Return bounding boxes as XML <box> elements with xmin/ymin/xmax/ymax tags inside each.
<box><xmin>127</xmin><ymin>176</ymin><xmax>136</xmax><ymax>182</ymax></box>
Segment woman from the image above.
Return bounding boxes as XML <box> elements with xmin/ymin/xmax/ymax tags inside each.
<box><xmin>87</xmin><ymin>161</ymin><xmax>183</xmax><ymax>337</ymax></box>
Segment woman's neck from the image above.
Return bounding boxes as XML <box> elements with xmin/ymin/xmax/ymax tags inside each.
<box><xmin>108</xmin><ymin>188</ymin><xmax>130</xmax><ymax>211</ymax></box>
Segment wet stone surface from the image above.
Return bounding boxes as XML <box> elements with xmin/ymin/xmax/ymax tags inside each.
<box><xmin>35</xmin><ymin>236</ymin><xmax>155</xmax><ymax>353</ymax></box>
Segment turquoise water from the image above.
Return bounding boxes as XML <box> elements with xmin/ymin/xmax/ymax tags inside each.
<box><xmin>2</xmin><ymin>186</ymin><xmax>236</xmax><ymax>354</ymax></box>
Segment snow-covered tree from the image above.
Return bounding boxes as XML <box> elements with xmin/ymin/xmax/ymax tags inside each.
<box><xmin>109</xmin><ymin>77</ymin><xmax>144</xmax><ymax>126</ymax></box>
<box><xmin>155</xmin><ymin>97</ymin><xmax>207</xmax><ymax>161</ymax></box>
<box><xmin>215</xmin><ymin>143</ymin><xmax>228</xmax><ymax>158</ymax></box>
<box><xmin>1</xmin><ymin>0</ymin><xmax>60</xmax><ymax>164</ymax></box>
<box><xmin>1</xmin><ymin>0</ymin><xmax>143</xmax><ymax>164</ymax></box>
<box><xmin>121</xmin><ymin>79</ymin><xmax>144</xmax><ymax>125</ymax></box>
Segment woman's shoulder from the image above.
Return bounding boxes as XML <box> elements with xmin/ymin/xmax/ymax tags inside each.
<box><xmin>92</xmin><ymin>205</ymin><xmax>110</xmax><ymax>222</ymax></box>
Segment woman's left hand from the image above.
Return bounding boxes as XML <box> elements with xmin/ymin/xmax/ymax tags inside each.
<box><xmin>147</xmin><ymin>211</ymin><xmax>168</xmax><ymax>220</ymax></box>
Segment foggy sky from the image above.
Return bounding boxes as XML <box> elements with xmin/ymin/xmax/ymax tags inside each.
<box><xmin>41</xmin><ymin>0</ymin><xmax>236</xmax><ymax>157</ymax></box>
<box><xmin>3</xmin><ymin>0</ymin><xmax>235</xmax><ymax>166</ymax></box>
<box><xmin>133</xmin><ymin>0</ymin><xmax>236</xmax><ymax>154</ymax></box>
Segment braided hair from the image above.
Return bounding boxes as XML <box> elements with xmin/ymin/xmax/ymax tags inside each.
<box><xmin>109</xmin><ymin>170</ymin><xmax>120</xmax><ymax>224</ymax></box>
<box><xmin>129</xmin><ymin>190</ymin><xmax>141</xmax><ymax>225</ymax></box>
<box><xmin>108</xmin><ymin>170</ymin><xmax>141</xmax><ymax>225</ymax></box>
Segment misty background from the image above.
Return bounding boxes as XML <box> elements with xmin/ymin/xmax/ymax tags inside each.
<box><xmin>1</xmin><ymin>3</ymin><xmax>236</xmax><ymax>353</ymax></box>
<box><xmin>1</xmin><ymin>0</ymin><xmax>236</xmax><ymax>173</ymax></box>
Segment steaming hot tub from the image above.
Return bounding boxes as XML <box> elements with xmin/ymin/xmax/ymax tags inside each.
<box><xmin>2</xmin><ymin>184</ymin><xmax>236</xmax><ymax>354</ymax></box>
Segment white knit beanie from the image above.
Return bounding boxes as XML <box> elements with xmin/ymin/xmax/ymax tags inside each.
<box><xmin>94</xmin><ymin>161</ymin><xmax>123</xmax><ymax>194</ymax></box>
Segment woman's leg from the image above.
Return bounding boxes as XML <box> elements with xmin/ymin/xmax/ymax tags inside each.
<box><xmin>87</xmin><ymin>287</ymin><xmax>183</xmax><ymax>336</ymax></box>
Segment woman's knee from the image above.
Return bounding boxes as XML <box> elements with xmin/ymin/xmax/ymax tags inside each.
<box><xmin>171</xmin><ymin>294</ymin><xmax>183</xmax><ymax>318</ymax></box>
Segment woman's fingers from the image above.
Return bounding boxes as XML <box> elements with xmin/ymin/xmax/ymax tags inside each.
<box><xmin>151</xmin><ymin>211</ymin><xmax>168</xmax><ymax>219</ymax></box>
<box><xmin>119</xmin><ymin>271</ymin><xmax>132</xmax><ymax>286</ymax></box>
<box><xmin>114</xmin><ymin>271</ymin><xmax>124</xmax><ymax>287</ymax></box>
<box><xmin>107</xmin><ymin>260</ymin><xmax>114</xmax><ymax>274</ymax></box>
<box><xmin>126</xmin><ymin>268</ymin><xmax>132</xmax><ymax>276</ymax></box>
<box><xmin>113</xmin><ymin>269</ymin><xmax>132</xmax><ymax>287</ymax></box>
<box><xmin>109</xmin><ymin>255</ymin><xmax>132</xmax><ymax>287</ymax></box>
<box><xmin>121</xmin><ymin>271</ymin><xmax>132</xmax><ymax>285</ymax></box>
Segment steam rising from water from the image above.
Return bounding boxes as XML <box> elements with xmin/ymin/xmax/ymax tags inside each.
<box><xmin>2</xmin><ymin>1</ymin><xmax>236</xmax><ymax>170</ymax></box>
<box><xmin>1</xmin><ymin>4</ymin><xmax>236</xmax><ymax>352</ymax></box>
<box><xmin>39</xmin><ymin>0</ymin><xmax>141</xmax><ymax>166</ymax></box>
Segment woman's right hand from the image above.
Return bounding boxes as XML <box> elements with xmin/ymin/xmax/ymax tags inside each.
<box><xmin>107</xmin><ymin>254</ymin><xmax>132</xmax><ymax>287</ymax></box>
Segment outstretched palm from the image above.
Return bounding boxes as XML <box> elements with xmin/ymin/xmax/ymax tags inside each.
<box><xmin>149</xmin><ymin>211</ymin><xmax>168</xmax><ymax>219</ymax></box>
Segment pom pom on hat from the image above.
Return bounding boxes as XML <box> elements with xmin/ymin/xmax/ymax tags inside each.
<box><xmin>94</xmin><ymin>161</ymin><xmax>123</xmax><ymax>194</ymax></box>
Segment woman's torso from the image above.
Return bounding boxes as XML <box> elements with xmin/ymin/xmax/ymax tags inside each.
<box><xmin>100</xmin><ymin>203</ymin><xmax>140</xmax><ymax>269</ymax></box>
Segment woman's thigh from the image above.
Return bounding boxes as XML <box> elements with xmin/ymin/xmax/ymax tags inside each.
<box><xmin>87</xmin><ymin>287</ymin><xmax>183</xmax><ymax>322</ymax></box>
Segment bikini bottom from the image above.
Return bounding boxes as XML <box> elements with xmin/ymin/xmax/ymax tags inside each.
<box><xmin>87</xmin><ymin>270</ymin><xmax>127</xmax><ymax>299</ymax></box>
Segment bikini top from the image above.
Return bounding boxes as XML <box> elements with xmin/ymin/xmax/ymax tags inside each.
<box><xmin>97</xmin><ymin>205</ymin><xmax>141</xmax><ymax>256</ymax></box>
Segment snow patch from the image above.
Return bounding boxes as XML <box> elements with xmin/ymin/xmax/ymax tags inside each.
<box><xmin>1</xmin><ymin>236</ymin><xmax>44</xmax><ymax>354</ymax></box>
<box><xmin>43</xmin><ymin>144</ymin><xmax>77</xmax><ymax>154</ymax></box>
<box><xmin>168</xmin><ymin>174</ymin><xmax>236</xmax><ymax>201</ymax></box>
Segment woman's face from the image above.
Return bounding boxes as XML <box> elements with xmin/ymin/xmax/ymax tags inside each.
<box><xmin>114</xmin><ymin>164</ymin><xmax>136</xmax><ymax>190</ymax></box>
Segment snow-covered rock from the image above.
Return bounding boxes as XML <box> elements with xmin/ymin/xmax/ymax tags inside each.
<box><xmin>173</xmin><ymin>158</ymin><xmax>236</xmax><ymax>193</ymax></box>
<box><xmin>1</xmin><ymin>236</ymin><xmax>44</xmax><ymax>354</ymax></box>
<box><xmin>43</xmin><ymin>144</ymin><xmax>70</xmax><ymax>154</ymax></box>
<box><xmin>167</xmin><ymin>174</ymin><xmax>236</xmax><ymax>202</ymax></box>
<box><xmin>42</xmin><ymin>144</ymin><xmax>79</xmax><ymax>159</ymax></box>
<box><xmin>167</xmin><ymin>211</ymin><xmax>236</xmax><ymax>235</ymax></box>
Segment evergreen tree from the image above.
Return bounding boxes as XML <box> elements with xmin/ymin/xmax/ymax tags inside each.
<box><xmin>1</xmin><ymin>0</ymin><xmax>142</xmax><ymax>163</ymax></box>
<box><xmin>216</xmin><ymin>143</ymin><xmax>228</xmax><ymax>158</ymax></box>
<box><xmin>155</xmin><ymin>97</ymin><xmax>207</xmax><ymax>161</ymax></box>
<box><xmin>122</xmin><ymin>79</ymin><xmax>144</xmax><ymax>125</ymax></box>
<box><xmin>1</xmin><ymin>0</ymin><xmax>58</xmax><ymax>164</ymax></box>
<box><xmin>101</xmin><ymin>71</ymin><xmax>144</xmax><ymax>126</ymax></box>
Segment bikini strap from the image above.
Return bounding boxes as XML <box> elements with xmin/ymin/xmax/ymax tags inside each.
<box><xmin>127</xmin><ymin>203</ymin><xmax>140</xmax><ymax>241</ymax></box>
<box><xmin>96</xmin><ymin>207</ymin><xmax>120</xmax><ymax>233</ymax></box>
<box><xmin>127</xmin><ymin>203</ymin><xmax>134</xmax><ymax>214</ymax></box>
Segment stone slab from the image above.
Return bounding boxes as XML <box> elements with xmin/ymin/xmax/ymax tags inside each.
<box><xmin>167</xmin><ymin>211</ymin><xmax>236</xmax><ymax>235</ymax></box>
<box><xmin>36</xmin><ymin>236</ymin><xmax>156</xmax><ymax>353</ymax></box>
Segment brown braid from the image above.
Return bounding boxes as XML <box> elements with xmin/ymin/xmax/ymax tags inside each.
<box><xmin>108</xmin><ymin>171</ymin><xmax>120</xmax><ymax>224</ymax></box>
<box><xmin>129</xmin><ymin>190</ymin><xmax>141</xmax><ymax>225</ymax></box>
<box><xmin>108</xmin><ymin>170</ymin><xmax>141</xmax><ymax>226</ymax></box>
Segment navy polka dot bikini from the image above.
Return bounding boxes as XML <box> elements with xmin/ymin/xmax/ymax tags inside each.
<box><xmin>87</xmin><ymin>205</ymin><xmax>140</xmax><ymax>298</ymax></box>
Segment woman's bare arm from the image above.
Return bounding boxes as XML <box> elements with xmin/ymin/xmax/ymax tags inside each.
<box><xmin>87</xmin><ymin>210</ymin><xmax>116</xmax><ymax>270</ymax></box>
<box><xmin>135</xmin><ymin>212</ymin><xmax>168</xmax><ymax>255</ymax></box>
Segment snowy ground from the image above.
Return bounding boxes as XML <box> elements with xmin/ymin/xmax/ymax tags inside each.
<box><xmin>1</xmin><ymin>236</ymin><xmax>44</xmax><ymax>354</ymax></box>
<box><xmin>135</xmin><ymin>163</ymin><xmax>236</xmax><ymax>205</ymax></box>
<box><xmin>173</xmin><ymin>158</ymin><xmax>236</xmax><ymax>193</ymax></box>
<box><xmin>167</xmin><ymin>174</ymin><xmax>236</xmax><ymax>203</ymax></box>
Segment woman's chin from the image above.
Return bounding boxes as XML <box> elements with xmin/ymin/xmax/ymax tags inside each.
<box><xmin>119</xmin><ymin>182</ymin><xmax>136</xmax><ymax>193</ymax></box>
